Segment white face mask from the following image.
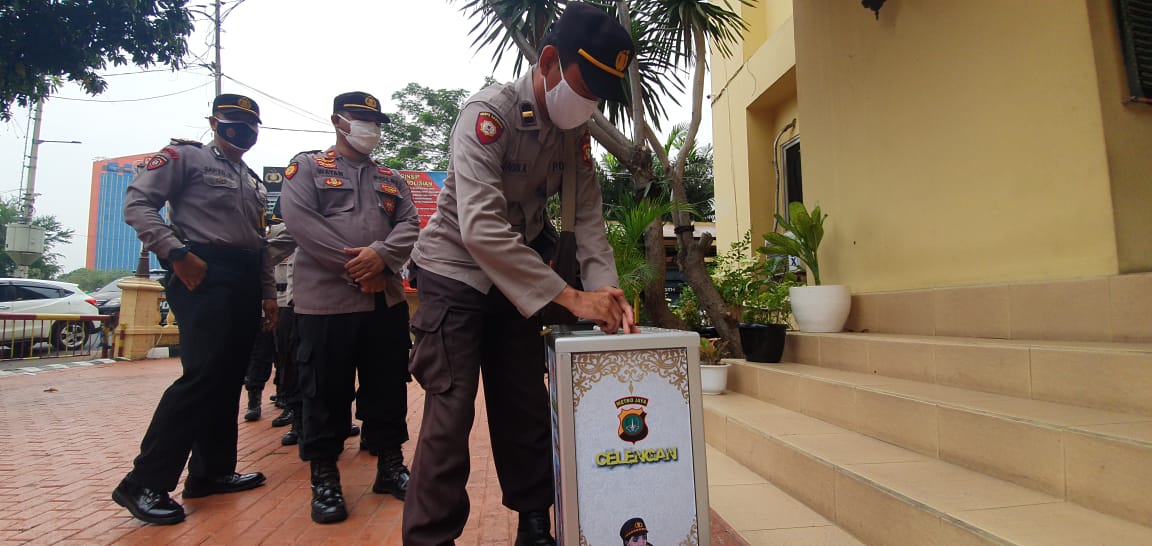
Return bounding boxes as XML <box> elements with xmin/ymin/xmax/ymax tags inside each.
<box><xmin>336</xmin><ymin>115</ymin><xmax>381</xmax><ymax>154</ymax></box>
<box><xmin>544</xmin><ymin>67</ymin><xmax>599</xmax><ymax>130</ymax></box>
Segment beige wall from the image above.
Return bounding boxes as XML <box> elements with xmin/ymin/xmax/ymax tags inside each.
<box><xmin>791</xmin><ymin>0</ymin><xmax>1143</xmax><ymax>292</ymax></box>
<box><xmin>1086</xmin><ymin>0</ymin><xmax>1152</xmax><ymax>273</ymax></box>
<box><xmin>711</xmin><ymin>1</ymin><xmax>797</xmax><ymax>253</ymax></box>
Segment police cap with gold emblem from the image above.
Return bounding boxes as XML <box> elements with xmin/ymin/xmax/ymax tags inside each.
<box><xmin>548</xmin><ymin>2</ymin><xmax>636</xmax><ymax>104</ymax></box>
<box><xmin>333</xmin><ymin>91</ymin><xmax>391</xmax><ymax>124</ymax></box>
<box><xmin>213</xmin><ymin>93</ymin><xmax>262</xmax><ymax>124</ymax></box>
<box><xmin>620</xmin><ymin>517</ymin><xmax>648</xmax><ymax>542</ymax></box>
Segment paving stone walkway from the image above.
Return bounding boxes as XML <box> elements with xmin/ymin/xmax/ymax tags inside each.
<box><xmin>0</xmin><ymin>358</ymin><xmax>746</xmax><ymax>545</ymax></box>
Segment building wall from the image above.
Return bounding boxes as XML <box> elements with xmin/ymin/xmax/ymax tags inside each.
<box><xmin>87</xmin><ymin>154</ymin><xmax>157</xmax><ymax>271</ymax></box>
<box><xmin>788</xmin><ymin>0</ymin><xmax>1148</xmax><ymax>292</ymax></box>
<box><xmin>711</xmin><ymin>0</ymin><xmax>797</xmax><ymax>252</ymax></box>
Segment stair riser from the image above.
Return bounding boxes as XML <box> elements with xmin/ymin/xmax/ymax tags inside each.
<box><xmin>781</xmin><ymin>335</ymin><xmax>1152</xmax><ymax>417</ymax></box>
<box><xmin>732</xmin><ymin>364</ymin><xmax>1152</xmax><ymax>528</ymax></box>
<box><xmin>842</xmin><ymin>274</ymin><xmax>1152</xmax><ymax>342</ymax></box>
<box><xmin>703</xmin><ymin>408</ymin><xmax>1004</xmax><ymax>545</ymax></box>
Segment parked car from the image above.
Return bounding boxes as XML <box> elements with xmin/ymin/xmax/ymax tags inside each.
<box><xmin>91</xmin><ymin>271</ymin><xmax>169</xmax><ymax>323</ymax></box>
<box><xmin>0</xmin><ymin>278</ymin><xmax>100</xmax><ymax>352</ymax></box>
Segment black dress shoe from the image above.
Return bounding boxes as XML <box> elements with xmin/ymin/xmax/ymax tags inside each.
<box><xmin>271</xmin><ymin>409</ymin><xmax>293</xmax><ymax>428</ymax></box>
<box><xmin>112</xmin><ymin>479</ymin><xmax>185</xmax><ymax>525</ymax></box>
<box><xmin>182</xmin><ymin>472</ymin><xmax>266</xmax><ymax>498</ymax></box>
<box><xmin>281</xmin><ymin>423</ymin><xmax>299</xmax><ymax>446</ymax></box>
<box><xmin>515</xmin><ymin>510</ymin><xmax>555</xmax><ymax>546</ymax></box>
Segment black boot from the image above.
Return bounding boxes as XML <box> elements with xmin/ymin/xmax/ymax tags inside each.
<box><xmin>310</xmin><ymin>459</ymin><xmax>347</xmax><ymax>524</ymax></box>
<box><xmin>281</xmin><ymin>416</ymin><xmax>300</xmax><ymax>446</ymax></box>
<box><xmin>271</xmin><ymin>408</ymin><xmax>293</xmax><ymax>428</ymax></box>
<box><xmin>515</xmin><ymin>511</ymin><xmax>555</xmax><ymax>546</ymax></box>
<box><xmin>244</xmin><ymin>388</ymin><xmax>262</xmax><ymax>421</ymax></box>
<box><xmin>371</xmin><ymin>447</ymin><xmax>410</xmax><ymax>500</ymax></box>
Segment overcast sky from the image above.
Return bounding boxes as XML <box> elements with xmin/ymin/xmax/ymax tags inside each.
<box><xmin>0</xmin><ymin>0</ymin><xmax>711</xmax><ymax>274</ymax></box>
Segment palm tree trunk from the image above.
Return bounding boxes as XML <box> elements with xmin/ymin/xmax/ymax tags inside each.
<box><xmin>642</xmin><ymin>220</ymin><xmax>684</xmax><ymax>329</ymax></box>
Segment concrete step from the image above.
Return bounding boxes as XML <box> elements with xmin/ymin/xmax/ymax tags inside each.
<box><xmin>781</xmin><ymin>332</ymin><xmax>1152</xmax><ymax>417</ymax></box>
<box><xmin>706</xmin><ymin>445</ymin><xmax>863</xmax><ymax>545</ymax></box>
<box><xmin>704</xmin><ymin>392</ymin><xmax>1152</xmax><ymax>545</ymax></box>
<box><xmin>724</xmin><ymin>360</ymin><xmax>1152</xmax><ymax>528</ymax></box>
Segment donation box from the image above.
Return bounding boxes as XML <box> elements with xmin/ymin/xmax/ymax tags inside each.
<box><xmin>547</xmin><ymin>327</ymin><xmax>710</xmax><ymax>545</ymax></box>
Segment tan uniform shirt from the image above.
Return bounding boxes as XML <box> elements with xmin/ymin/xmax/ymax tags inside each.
<box><xmin>124</xmin><ymin>139</ymin><xmax>274</xmax><ymax>297</ymax></box>
<box><xmin>279</xmin><ymin>147</ymin><xmax>419</xmax><ymax>315</ymax></box>
<box><xmin>411</xmin><ymin>74</ymin><xmax>617</xmax><ymax>317</ymax></box>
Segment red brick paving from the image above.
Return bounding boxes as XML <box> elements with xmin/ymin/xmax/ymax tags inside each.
<box><xmin>0</xmin><ymin>359</ymin><xmax>744</xmax><ymax>545</ymax></box>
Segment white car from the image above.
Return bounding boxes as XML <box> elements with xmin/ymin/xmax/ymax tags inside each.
<box><xmin>0</xmin><ymin>278</ymin><xmax>100</xmax><ymax>353</ymax></box>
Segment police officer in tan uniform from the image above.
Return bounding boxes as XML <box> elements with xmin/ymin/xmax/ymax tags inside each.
<box><xmin>113</xmin><ymin>94</ymin><xmax>275</xmax><ymax>525</ymax></box>
<box><xmin>402</xmin><ymin>5</ymin><xmax>638</xmax><ymax>545</ymax></box>
<box><xmin>277</xmin><ymin>91</ymin><xmax>420</xmax><ymax>524</ymax></box>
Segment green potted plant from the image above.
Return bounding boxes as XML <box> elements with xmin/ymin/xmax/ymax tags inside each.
<box><xmin>760</xmin><ymin>201</ymin><xmax>851</xmax><ymax>333</ymax></box>
<box><xmin>713</xmin><ymin>233</ymin><xmax>796</xmax><ymax>362</ymax></box>
<box><xmin>697</xmin><ymin>337</ymin><xmax>730</xmax><ymax>394</ymax></box>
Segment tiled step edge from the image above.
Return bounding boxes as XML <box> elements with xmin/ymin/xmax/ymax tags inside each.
<box><xmin>725</xmin><ymin>360</ymin><xmax>1152</xmax><ymax>528</ymax></box>
<box><xmin>781</xmin><ymin>331</ymin><xmax>1152</xmax><ymax>417</ymax></box>
<box><xmin>705</xmin><ymin>446</ymin><xmax>861</xmax><ymax>545</ymax></box>
<box><xmin>703</xmin><ymin>392</ymin><xmax>1152</xmax><ymax>546</ymax></box>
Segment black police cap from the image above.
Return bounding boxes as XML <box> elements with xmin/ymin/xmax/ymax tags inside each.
<box><xmin>213</xmin><ymin>93</ymin><xmax>261</xmax><ymax>124</ymax></box>
<box><xmin>333</xmin><ymin>91</ymin><xmax>390</xmax><ymax>124</ymax></box>
<box><xmin>550</xmin><ymin>3</ymin><xmax>635</xmax><ymax>104</ymax></box>
<box><xmin>620</xmin><ymin>517</ymin><xmax>648</xmax><ymax>540</ymax></box>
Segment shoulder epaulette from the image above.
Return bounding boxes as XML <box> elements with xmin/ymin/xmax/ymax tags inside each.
<box><xmin>169</xmin><ymin>138</ymin><xmax>203</xmax><ymax>147</ymax></box>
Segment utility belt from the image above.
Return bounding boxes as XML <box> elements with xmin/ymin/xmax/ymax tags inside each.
<box><xmin>187</xmin><ymin>242</ymin><xmax>261</xmax><ymax>267</ymax></box>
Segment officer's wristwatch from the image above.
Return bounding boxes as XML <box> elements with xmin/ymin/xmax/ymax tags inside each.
<box><xmin>168</xmin><ymin>246</ymin><xmax>191</xmax><ymax>262</ymax></box>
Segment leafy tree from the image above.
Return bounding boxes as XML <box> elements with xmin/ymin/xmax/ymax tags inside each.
<box><xmin>58</xmin><ymin>268</ymin><xmax>134</xmax><ymax>292</ymax></box>
<box><xmin>454</xmin><ymin>0</ymin><xmax>753</xmax><ymax>354</ymax></box>
<box><xmin>599</xmin><ymin>122</ymin><xmax>714</xmax><ymax>220</ymax></box>
<box><xmin>0</xmin><ymin>0</ymin><xmax>194</xmax><ymax>120</ymax></box>
<box><xmin>0</xmin><ymin>198</ymin><xmax>74</xmax><ymax>279</ymax></box>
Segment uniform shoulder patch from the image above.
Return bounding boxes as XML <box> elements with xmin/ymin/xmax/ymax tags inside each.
<box><xmin>284</xmin><ymin>162</ymin><xmax>299</xmax><ymax>180</ymax></box>
<box><xmin>161</xmin><ymin>146</ymin><xmax>180</xmax><ymax>160</ymax></box>
<box><xmin>379</xmin><ymin>183</ymin><xmax>399</xmax><ymax>195</ymax></box>
<box><xmin>145</xmin><ymin>154</ymin><xmax>169</xmax><ymax>171</ymax></box>
<box><xmin>581</xmin><ymin>130</ymin><xmax>593</xmax><ymax>166</ymax></box>
<box><xmin>377</xmin><ymin>167</ymin><xmax>393</xmax><ymax>176</ymax></box>
<box><xmin>475</xmin><ymin>112</ymin><xmax>505</xmax><ymax>145</ymax></box>
<box><xmin>325</xmin><ymin>149</ymin><xmax>337</xmax><ymax>158</ymax></box>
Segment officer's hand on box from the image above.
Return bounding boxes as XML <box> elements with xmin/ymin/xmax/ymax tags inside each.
<box><xmin>343</xmin><ymin>247</ymin><xmax>385</xmax><ymax>282</ymax></box>
<box><xmin>553</xmin><ymin>285</ymin><xmax>639</xmax><ymax>335</ymax></box>
<box><xmin>170</xmin><ymin>250</ymin><xmax>208</xmax><ymax>291</ymax></box>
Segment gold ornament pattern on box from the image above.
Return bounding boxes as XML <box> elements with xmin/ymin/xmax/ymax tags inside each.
<box><xmin>571</xmin><ymin>348</ymin><xmax>688</xmax><ymax>407</ymax></box>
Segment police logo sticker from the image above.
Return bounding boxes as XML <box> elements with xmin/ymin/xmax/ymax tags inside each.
<box><xmin>475</xmin><ymin>112</ymin><xmax>504</xmax><ymax>145</ymax></box>
<box><xmin>145</xmin><ymin>154</ymin><xmax>169</xmax><ymax>171</ymax></box>
<box><xmin>323</xmin><ymin>178</ymin><xmax>343</xmax><ymax>187</ymax></box>
<box><xmin>285</xmin><ymin>162</ymin><xmax>299</xmax><ymax>180</ymax></box>
<box><xmin>616</xmin><ymin>396</ymin><xmax>649</xmax><ymax>444</ymax></box>
<box><xmin>379</xmin><ymin>183</ymin><xmax>399</xmax><ymax>195</ymax></box>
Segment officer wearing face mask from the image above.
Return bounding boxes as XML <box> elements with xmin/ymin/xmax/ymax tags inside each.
<box><xmin>114</xmin><ymin>93</ymin><xmax>275</xmax><ymax>525</ymax></box>
<box><xmin>274</xmin><ymin>91</ymin><xmax>420</xmax><ymax>524</ymax></box>
<box><xmin>402</xmin><ymin>4</ymin><xmax>638</xmax><ymax>546</ymax></box>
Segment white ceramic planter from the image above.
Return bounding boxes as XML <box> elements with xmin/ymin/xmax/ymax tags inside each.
<box><xmin>699</xmin><ymin>363</ymin><xmax>731</xmax><ymax>395</ymax></box>
<box><xmin>790</xmin><ymin>284</ymin><xmax>851</xmax><ymax>332</ymax></box>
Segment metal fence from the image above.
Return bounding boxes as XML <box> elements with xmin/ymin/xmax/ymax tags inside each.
<box><xmin>0</xmin><ymin>313</ymin><xmax>114</xmax><ymax>361</ymax></box>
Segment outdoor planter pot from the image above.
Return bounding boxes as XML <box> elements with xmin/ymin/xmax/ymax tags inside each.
<box><xmin>738</xmin><ymin>323</ymin><xmax>787</xmax><ymax>363</ymax></box>
<box><xmin>699</xmin><ymin>362</ymin><xmax>730</xmax><ymax>395</ymax></box>
<box><xmin>790</xmin><ymin>284</ymin><xmax>851</xmax><ymax>333</ymax></box>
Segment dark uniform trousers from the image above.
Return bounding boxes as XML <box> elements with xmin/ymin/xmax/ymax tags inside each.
<box><xmin>128</xmin><ymin>244</ymin><xmax>262</xmax><ymax>492</ymax></box>
<box><xmin>244</xmin><ymin>328</ymin><xmax>276</xmax><ymax>391</ymax></box>
<box><xmin>274</xmin><ymin>305</ymin><xmax>300</xmax><ymax>413</ymax></box>
<box><xmin>402</xmin><ymin>270</ymin><xmax>553</xmax><ymax>546</ymax></box>
<box><xmin>294</xmin><ymin>294</ymin><xmax>411</xmax><ymax>461</ymax></box>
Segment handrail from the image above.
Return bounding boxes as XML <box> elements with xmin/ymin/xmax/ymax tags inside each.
<box><xmin>0</xmin><ymin>313</ymin><xmax>113</xmax><ymax>321</ymax></box>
